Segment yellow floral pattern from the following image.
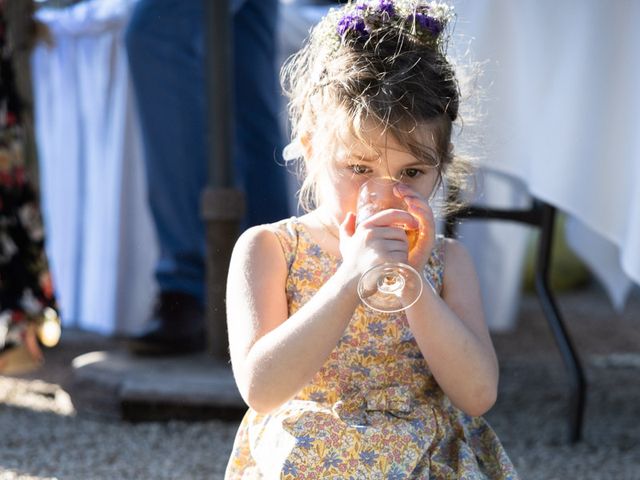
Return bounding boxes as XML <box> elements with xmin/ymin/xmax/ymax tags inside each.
<box><xmin>225</xmin><ymin>217</ymin><xmax>518</xmax><ymax>479</ymax></box>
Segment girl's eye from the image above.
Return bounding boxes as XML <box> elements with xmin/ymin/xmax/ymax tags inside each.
<box><xmin>350</xmin><ymin>164</ymin><xmax>370</xmax><ymax>175</ymax></box>
<box><xmin>402</xmin><ymin>168</ymin><xmax>422</xmax><ymax>179</ymax></box>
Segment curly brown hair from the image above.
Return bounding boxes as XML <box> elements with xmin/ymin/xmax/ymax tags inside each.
<box><xmin>281</xmin><ymin>4</ymin><xmax>471</xmax><ymax>212</ymax></box>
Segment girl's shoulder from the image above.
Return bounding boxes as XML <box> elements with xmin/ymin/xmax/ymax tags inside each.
<box><xmin>267</xmin><ymin>216</ymin><xmax>300</xmax><ymax>239</ymax></box>
<box><xmin>440</xmin><ymin>237</ymin><xmax>480</xmax><ymax>295</ymax></box>
<box><xmin>425</xmin><ymin>236</ymin><xmax>477</xmax><ymax>296</ymax></box>
<box><xmin>268</xmin><ymin>217</ymin><xmax>300</xmax><ymax>269</ymax></box>
<box><xmin>235</xmin><ymin>216</ymin><xmax>298</xmax><ymax>242</ymax></box>
<box><xmin>234</xmin><ymin>216</ymin><xmax>303</xmax><ymax>271</ymax></box>
<box><xmin>227</xmin><ymin>221</ymin><xmax>293</xmax><ymax>294</ymax></box>
<box><xmin>441</xmin><ymin>237</ymin><xmax>471</xmax><ymax>267</ymax></box>
<box><xmin>232</xmin><ymin>218</ymin><xmax>295</xmax><ymax>264</ymax></box>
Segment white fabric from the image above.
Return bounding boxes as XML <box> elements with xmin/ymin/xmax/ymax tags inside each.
<box><xmin>451</xmin><ymin>0</ymin><xmax>640</xmax><ymax>322</ymax></box>
<box><xmin>32</xmin><ymin>0</ymin><xmax>157</xmax><ymax>335</ymax></box>
<box><xmin>278</xmin><ymin>1</ymin><xmax>640</xmax><ymax>330</ymax></box>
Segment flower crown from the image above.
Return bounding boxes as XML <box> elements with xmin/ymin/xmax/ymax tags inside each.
<box><xmin>314</xmin><ymin>0</ymin><xmax>454</xmax><ymax>53</ymax></box>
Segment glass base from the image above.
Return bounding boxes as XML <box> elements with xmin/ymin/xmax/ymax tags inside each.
<box><xmin>357</xmin><ymin>263</ymin><xmax>423</xmax><ymax>313</ymax></box>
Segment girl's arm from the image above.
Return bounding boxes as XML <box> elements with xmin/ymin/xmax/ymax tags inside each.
<box><xmin>226</xmin><ymin>225</ymin><xmax>361</xmax><ymax>414</ymax></box>
<box><xmin>405</xmin><ymin>238</ymin><xmax>499</xmax><ymax>417</ymax></box>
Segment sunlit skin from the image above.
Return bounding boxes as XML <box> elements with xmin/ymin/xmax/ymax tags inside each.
<box><xmin>226</xmin><ymin>124</ymin><xmax>499</xmax><ymax>417</ymax></box>
<box><xmin>308</xmin><ymin>128</ymin><xmax>439</xmax><ymax>276</ymax></box>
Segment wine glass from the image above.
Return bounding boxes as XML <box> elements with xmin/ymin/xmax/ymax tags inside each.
<box><xmin>356</xmin><ymin>178</ymin><xmax>423</xmax><ymax>313</ymax></box>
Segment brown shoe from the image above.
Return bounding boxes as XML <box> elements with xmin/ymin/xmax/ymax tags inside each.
<box><xmin>127</xmin><ymin>291</ymin><xmax>206</xmax><ymax>355</ymax></box>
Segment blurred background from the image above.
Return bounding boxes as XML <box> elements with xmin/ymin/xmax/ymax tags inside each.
<box><xmin>1</xmin><ymin>0</ymin><xmax>639</xmax><ymax>478</ymax></box>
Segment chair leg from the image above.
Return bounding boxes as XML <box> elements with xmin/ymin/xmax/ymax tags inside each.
<box><xmin>533</xmin><ymin>203</ymin><xmax>587</xmax><ymax>443</ymax></box>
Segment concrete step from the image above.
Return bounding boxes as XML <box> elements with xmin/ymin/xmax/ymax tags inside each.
<box><xmin>70</xmin><ymin>349</ymin><xmax>247</xmax><ymax>422</ymax></box>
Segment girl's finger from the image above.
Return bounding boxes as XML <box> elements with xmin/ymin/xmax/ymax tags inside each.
<box><xmin>401</xmin><ymin>194</ymin><xmax>430</xmax><ymax>212</ymax></box>
<box><xmin>367</xmin><ymin>226</ymin><xmax>411</xmax><ymax>240</ymax></box>
<box><xmin>340</xmin><ymin>211</ymin><xmax>356</xmax><ymax>238</ymax></box>
<box><xmin>394</xmin><ymin>183</ymin><xmax>426</xmax><ymax>201</ymax></box>
<box><xmin>370</xmin><ymin>236</ymin><xmax>409</xmax><ymax>250</ymax></box>
<box><xmin>359</xmin><ymin>209</ymin><xmax>418</xmax><ymax>230</ymax></box>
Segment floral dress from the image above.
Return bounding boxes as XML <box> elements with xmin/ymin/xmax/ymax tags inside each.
<box><xmin>225</xmin><ymin>217</ymin><xmax>518</xmax><ymax>479</ymax></box>
<box><xmin>0</xmin><ymin>3</ymin><xmax>60</xmax><ymax>372</ymax></box>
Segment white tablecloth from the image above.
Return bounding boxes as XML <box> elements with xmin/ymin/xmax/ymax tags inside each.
<box><xmin>451</xmin><ymin>0</ymin><xmax>640</xmax><ymax>328</ymax></box>
<box><xmin>32</xmin><ymin>0</ymin><xmax>157</xmax><ymax>335</ymax></box>
<box><xmin>279</xmin><ymin>0</ymin><xmax>640</xmax><ymax>330</ymax></box>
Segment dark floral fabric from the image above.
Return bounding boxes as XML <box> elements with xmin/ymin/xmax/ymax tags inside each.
<box><xmin>0</xmin><ymin>2</ymin><xmax>59</xmax><ymax>360</ymax></box>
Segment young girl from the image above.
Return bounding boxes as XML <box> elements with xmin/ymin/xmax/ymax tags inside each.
<box><xmin>225</xmin><ymin>1</ymin><xmax>518</xmax><ymax>478</ymax></box>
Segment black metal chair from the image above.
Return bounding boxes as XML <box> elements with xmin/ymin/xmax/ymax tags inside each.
<box><xmin>446</xmin><ymin>200</ymin><xmax>587</xmax><ymax>443</ymax></box>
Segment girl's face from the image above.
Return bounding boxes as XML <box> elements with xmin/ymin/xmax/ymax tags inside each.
<box><xmin>313</xmin><ymin>126</ymin><xmax>441</xmax><ymax>223</ymax></box>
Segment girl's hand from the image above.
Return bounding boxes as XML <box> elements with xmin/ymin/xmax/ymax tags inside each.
<box><xmin>338</xmin><ymin>208</ymin><xmax>419</xmax><ymax>280</ymax></box>
<box><xmin>394</xmin><ymin>183</ymin><xmax>436</xmax><ymax>272</ymax></box>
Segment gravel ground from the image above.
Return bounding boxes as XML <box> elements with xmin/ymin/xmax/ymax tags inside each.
<box><xmin>1</xmin><ymin>282</ymin><xmax>639</xmax><ymax>479</ymax></box>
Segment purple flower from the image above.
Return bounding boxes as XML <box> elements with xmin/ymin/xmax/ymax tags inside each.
<box><xmin>282</xmin><ymin>460</ymin><xmax>298</xmax><ymax>475</ymax></box>
<box><xmin>410</xmin><ymin>11</ymin><xmax>443</xmax><ymax>36</ymax></box>
<box><xmin>361</xmin><ymin>345</ymin><xmax>377</xmax><ymax>358</ymax></box>
<box><xmin>323</xmin><ymin>452</ymin><xmax>343</xmax><ymax>469</ymax></box>
<box><xmin>368</xmin><ymin>321</ymin><xmax>385</xmax><ymax>336</ymax></box>
<box><xmin>360</xmin><ymin>449</ymin><xmax>379</xmax><ymax>466</ymax></box>
<box><xmin>296</xmin><ymin>434</ymin><xmax>314</xmax><ymax>449</ymax></box>
<box><xmin>337</xmin><ymin>13</ymin><xmax>368</xmax><ymax>37</ymax></box>
<box><xmin>309</xmin><ymin>390</ymin><xmax>328</xmax><ymax>402</ymax></box>
<box><xmin>387</xmin><ymin>465</ymin><xmax>406</xmax><ymax>480</ymax></box>
<box><xmin>374</xmin><ymin>0</ymin><xmax>395</xmax><ymax>17</ymax></box>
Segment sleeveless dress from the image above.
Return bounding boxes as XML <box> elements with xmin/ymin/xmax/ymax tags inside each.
<box><xmin>225</xmin><ymin>217</ymin><xmax>519</xmax><ymax>479</ymax></box>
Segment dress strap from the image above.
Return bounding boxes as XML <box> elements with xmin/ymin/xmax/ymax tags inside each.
<box><xmin>269</xmin><ymin>217</ymin><xmax>299</xmax><ymax>272</ymax></box>
<box><xmin>271</xmin><ymin>217</ymin><xmax>444</xmax><ymax>293</ymax></box>
<box><xmin>423</xmin><ymin>235</ymin><xmax>446</xmax><ymax>295</ymax></box>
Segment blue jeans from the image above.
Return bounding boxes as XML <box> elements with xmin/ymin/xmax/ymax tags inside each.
<box><xmin>125</xmin><ymin>0</ymin><xmax>290</xmax><ymax>303</ymax></box>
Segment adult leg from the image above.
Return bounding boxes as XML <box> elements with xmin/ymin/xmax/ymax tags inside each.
<box><xmin>125</xmin><ymin>0</ymin><xmax>206</xmax><ymax>353</ymax></box>
<box><xmin>233</xmin><ymin>0</ymin><xmax>291</xmax><ymax>228</ymax></box>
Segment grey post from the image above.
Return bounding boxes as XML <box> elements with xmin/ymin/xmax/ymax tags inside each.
<box><xmin>201</xmin><ymin>0</ymin><xmax>245</xmax><ymax>359</ymax></box>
